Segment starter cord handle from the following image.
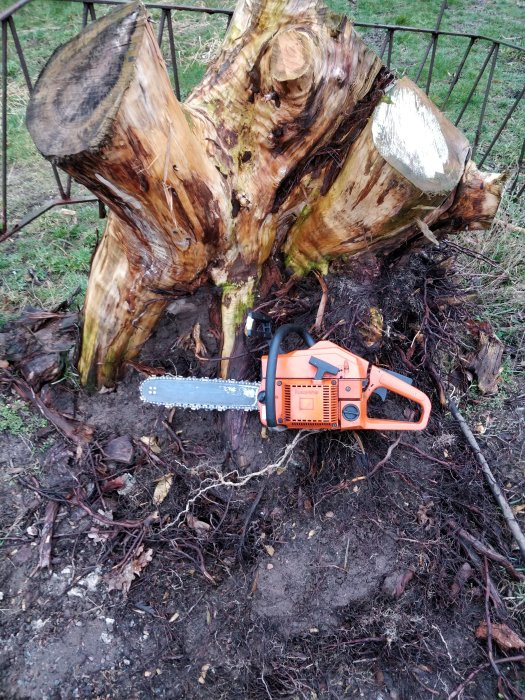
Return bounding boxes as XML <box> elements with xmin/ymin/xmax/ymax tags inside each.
<box><xmin>265</xmin><ymin>324</ymin><xmax>315</xmax><ymax>428</ymax></box>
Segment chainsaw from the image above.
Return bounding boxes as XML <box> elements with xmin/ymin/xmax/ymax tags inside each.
<box><xmin>140</xmin><ymin>322</ymin><xmax>431</xmax><ymax>431</ymax></box>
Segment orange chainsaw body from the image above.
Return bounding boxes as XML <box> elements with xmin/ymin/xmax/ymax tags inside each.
<box><xmin>257</xmin><ymin>340</ymin><xmax>431</xmax><ymax>431</ymax></box>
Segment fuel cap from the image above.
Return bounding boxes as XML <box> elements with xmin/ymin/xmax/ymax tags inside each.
<box><xmin>342</xmin><ymin>403</ymin><xmax>360</xmax><ymax>421</ymax></box>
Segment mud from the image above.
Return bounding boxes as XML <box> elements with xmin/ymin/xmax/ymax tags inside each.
<box><xmin>1</xmin><ymin>251</ymin><xmax>524</xmax><ymax>699</ymax></box>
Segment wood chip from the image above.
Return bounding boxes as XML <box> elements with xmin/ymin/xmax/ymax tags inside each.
<box><xmin>140</xmin><ymin>436</ymin><xmax>161</xmax><ymax>454</ymax></box>
<box><xmin>103</xmin><ymin>436</ymin><xmax>134</xmax><ymax>464</ymax></box>
<box><xmin>186</xmin><ymin>514</ymin><xmax>211</xmax><ymax>534</ymax></box>
<box><xmin>152</xmin><ymin>474</ymin><xmax>173</xmax><ymax>505</ymax></box>
<box><xmin>38</xmin><ymin>501</ymin><xmax>60</xmax><ymax>569</ymax></box>
<box><xmin>415</xmin><ymin>218</ymin><xmax>440</xmax><ymax>245</ymax></box>
<box><xmin>475</xmin><ymin>622</ymin><xmax>525</xmax><ymax>652</ymax></box>
<box><xmin>465</xmin><ymin>321</ymin><xmax>504</xmax><ymax>395</ymax></box>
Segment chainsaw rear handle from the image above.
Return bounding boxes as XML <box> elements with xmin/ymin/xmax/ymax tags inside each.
<box><xmin>265</xmin><ymin>324</ymin><xmax>315</xmax><ymax>428</ymax></box>
<box><xmin>362</xmin><ymin>366</ymin><xmax>431</xmax><ymax>431</ymax></box>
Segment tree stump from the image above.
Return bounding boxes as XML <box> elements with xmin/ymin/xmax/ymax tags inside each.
<box><xmin>27</xmin><ymin>0</ymin><xmax>503</xmax><ymax>389</ymax></box>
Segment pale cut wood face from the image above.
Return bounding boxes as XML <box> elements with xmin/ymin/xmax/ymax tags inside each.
<box><xmin>26</xmin><ymin>0</ymin><xmax>502</xmax><ymax>386</ymax></box>
<box><xmin>372</xmin><ymin>78</ymin><xmax>470</xmax><ymax>193</ymax></box>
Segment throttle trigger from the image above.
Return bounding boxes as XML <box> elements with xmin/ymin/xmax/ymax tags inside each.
<box><xmin>373</xmin><ymin>370</ymin><xmax>413</xmax><ymax>401</ymax></box>
<box><xmin>309</xmin><ymin>356</ymin><xmax>339</xmax><ymax>380</ymax></box>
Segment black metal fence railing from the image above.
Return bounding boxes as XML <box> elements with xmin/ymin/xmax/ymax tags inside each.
<box><xmin>1</xmin><ymin>0</ymin><xmax>523</xmax><ymax>242</ymax></box>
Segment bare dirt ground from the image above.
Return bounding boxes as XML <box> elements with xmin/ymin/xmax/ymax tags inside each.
<box><xmin>1</xmin><ymin>249</ymin><xmax>524</xmax><ymax>699</ymax></box>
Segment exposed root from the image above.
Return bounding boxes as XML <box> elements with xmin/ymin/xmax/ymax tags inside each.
<box><xmin>164</xmin><ymin>430</ymin><xmax>311</xmax><ymax>531</ymax></box>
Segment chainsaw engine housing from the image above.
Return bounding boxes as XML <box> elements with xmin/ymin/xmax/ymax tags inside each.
<box><xmin>258</xmin><ymin>340</ymin><xmax>431</xmax><ymax>431</ymax></box>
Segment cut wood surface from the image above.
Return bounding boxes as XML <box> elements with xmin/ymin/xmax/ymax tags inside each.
<box><xmin>27</xmin><ymin>0</ymin><xmax>503</xmax><ymax>388</ymax></box>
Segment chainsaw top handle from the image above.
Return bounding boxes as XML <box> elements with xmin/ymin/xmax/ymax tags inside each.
<box><xmin>265</xmin><ymin>324</ymin><xmax>315</xmax><ymax>428</ymax></box>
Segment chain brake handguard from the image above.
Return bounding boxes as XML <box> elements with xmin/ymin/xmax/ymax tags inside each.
<box><xmin>257</xmin><ymin>325</ymin><xmax>431</xmax><ymax>431</ymax></box>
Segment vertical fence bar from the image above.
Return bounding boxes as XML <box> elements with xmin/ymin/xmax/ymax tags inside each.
<box><xmin>1</xmin><ymin>20</ymin><xmax>7</xmax><ymax>234</ymax></box>
<box><xmin>157</xmin><ymin>8</ymin><xmax>166</xmax><ymax>46</ymax></box>
<box><xmin>378</xmin><ymin>29</ymin><xmax>389</xmax><ymax>60</ymax></box>
<box><xmin>386</xmin><ymin>28</ymin><xmax>394</xmax><ymax>69</ymax></box>
<box><xmin>7</xmin><ymin>17</ymin><xmax>31</xmax><ymax>90</ymax></box>
<box><xmin>415</xmin><ymin>32</ymin><xmax>435</xmax><ymax>84</ymax></box>
<box><xmin>478</xmin><ymin>84</ymin><xmax>525</xmax><ymax>167</ymax></box>
<box><xmin>509</xmin><ymin>139</ymin><xmax>525</xmax><ymax>196</ymax></box>
<box><xmin>425</xmin><ymin>33</ymin><xmax>438</xmax><ymax>95</ymax></box>
<box><xmin>415</xmin><ymin>0</ymin><xmax>448</xmax><ymax>84</ymax></box>
<box><xmin>455</xmin><ymin>42</ymin><xmax>495</xmax><ymax>126</ymax></box>
<box><xmin>166</xmin><ymin>10</ymin><xmax>181</xmax><ymax>100</ymax></box>
<box><xmin>442</xmin><ymin>37</ymin><xmax>475</xmax><ymax>108</ymax></box>
<box><xmin>472</xmin><ymin>42</ymin><xmax>499</xmax><ymax>158</ymax></box>
<box><xmin>9</xmin><ymin>13</ymin><xmax>68</xmax><ymax>201</ymax></box>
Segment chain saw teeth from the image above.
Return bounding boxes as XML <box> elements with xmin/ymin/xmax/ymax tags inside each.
<box><xmin>139</xmin><ymin>376</ymin><xmax>259</xmax><ymax>412</ymax></box>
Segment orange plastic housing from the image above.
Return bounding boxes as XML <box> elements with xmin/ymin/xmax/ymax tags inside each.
<box><xmin>257</xmin><ymin>340</ymin><xmax>431</xmax><ymax>431</ymax></box>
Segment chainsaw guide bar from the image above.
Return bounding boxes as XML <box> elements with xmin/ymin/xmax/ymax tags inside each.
<box><xmin>139</xmin><ymin>376</ymin><xmax>260</xmax><ymax>411</ymax></box>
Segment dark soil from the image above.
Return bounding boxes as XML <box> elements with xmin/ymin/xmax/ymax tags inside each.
<box><xmin>1</xmin><ymin>249</ymin><xmax>524</xmax><ymax>699</ymax></box>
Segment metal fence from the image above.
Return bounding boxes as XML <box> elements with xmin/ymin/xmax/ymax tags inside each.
<box><xmin>1</xmin><ymin>0</ymin><xmax>524</xmax><ymax>242</ymax></box>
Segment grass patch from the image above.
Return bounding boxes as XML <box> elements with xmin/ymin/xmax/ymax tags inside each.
<box><xmin>0</xmin><ymin>204</ymin><xmax>99</xmax><ymax>328</ymax></box>
<box><xmin>0</xmin><ymin>396</ymin><xmax>48</xmax><ymax>437</ymax></box>
<box><xmin>456</xmin><ymin>191</ymin><xmax>525</xmax><ymax>355</ymax></box>
<box><xmin>0</xmin><ymin>0</ymin><xmax>523</xmax><ymax>368</ymax></box>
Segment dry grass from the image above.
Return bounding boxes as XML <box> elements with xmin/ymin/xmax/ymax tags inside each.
<box><xmin>456</xmin><ymin>191</ymin><xmax>525</xmax><ymax>361</ymax></box>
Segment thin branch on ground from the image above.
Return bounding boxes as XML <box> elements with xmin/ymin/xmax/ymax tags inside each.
<box><xmin>447</xmin><ymin>655</ymin><xmax>525</xmax><ymax>700</ymax></box>
<box><xmin>484</xmin><ymin>556</ymin><xmax>502</xmax><ymax>682</ymax></box>
<box><xmin>449</xmin><ymin>398</ymin><xmax>525</xmax><ymax>563</ymax></box>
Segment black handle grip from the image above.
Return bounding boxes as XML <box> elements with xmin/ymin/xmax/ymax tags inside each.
<box><xmin>265</xmin><ymin>324</ymin><xmax>315</xmax><ymax>429</ymax></box>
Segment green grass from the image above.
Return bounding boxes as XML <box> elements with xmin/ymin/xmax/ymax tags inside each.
<box><xmin>0</xmin><ymin>205</ymin><xmax>99</xmax><ymax>328</ymax></box>
<box><xmin>0</xmin><ymin>396</ymin><xmax>48</xmax><ymax>436</ymax></box>
<box><xmin>0</xmin><ymin>0</ymin><xmax>523</xmax><ymax>340</ymax></box>
<box><xmin>456</xmin><ymin>193</ymin><xmax>525</xmax><ymax>354</ymax></box>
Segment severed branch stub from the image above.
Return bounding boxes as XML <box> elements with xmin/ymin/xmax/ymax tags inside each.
<box><xmin>449</xmin><ymin>398</ymin><xmax>525</xmax><ymax>563</ymax></box>
<box><xmin>27</xmin><ymin>0</ymin><xmax>503</xmax><ymax>391</ymax></box>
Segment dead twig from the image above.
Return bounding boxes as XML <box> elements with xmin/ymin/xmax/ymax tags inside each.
<box><xmin>447</xmin><ymin>655</ymin><xmax>525</xmax><ymax>700</ymax></box>
<box><xmin>162</xmin><ymin>421</ymin><xmax>186</xmax><ymax>456</ymax></box>
<box><xmin>367</xmin><ymin>435</ymin><xmax>402</xmax><ymax>478</ymax></box>
<box><xmin>448</xmin><ymin>519</ymin><xmax>524</xmax><ymax>581</ymax></box>
<box><xmin>484</xmin><ymin>556</ymin><xmax>502</xmax><ymax>679</ymax></box>
<box><xmin>398</xmin><ymin>440</ymin><xmax>458</xmax><ymax>469</ymax></box>
<box><xmin>237</xmin><ymin>481</ymin><xmax>267</xmax><ymax>560</ymax></box>
<box><xmin>321</xmin><ymin>318</ymin><xmax>345</xmax><ymax>340</ymax></box>
<box><xmin>312</xmin><ymin>270</ymin><xmax>328</xmax><ymax>333</ymax></box>
<box><xmin>70</xmin><ymin>490</ymin><xmax>159</xmax><ymax>530</ymax></box>
<box><xmin>457</xmin><ymin>540</ymin><xmax>505</xmax><ymax>612</ymax></box>
<box><xmin>38</xmin><ymin>501</ymin><xmax>60</xmax><ymax>569</ymax></box>
<box><xmin>8</xmin><ymin>375</ymin><xmax>93</xmax><ymax>445</ymax></box>
<box><xmin>449</xmin><ymin>398</ymin><xmax>525</xmax><ymax>563</ymax></box>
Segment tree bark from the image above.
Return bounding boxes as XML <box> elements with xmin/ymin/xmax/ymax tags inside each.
<box><xmin>27</xmin><ymin>0</ymin><xmax>503</xmax><ymax>388</ymax></box>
